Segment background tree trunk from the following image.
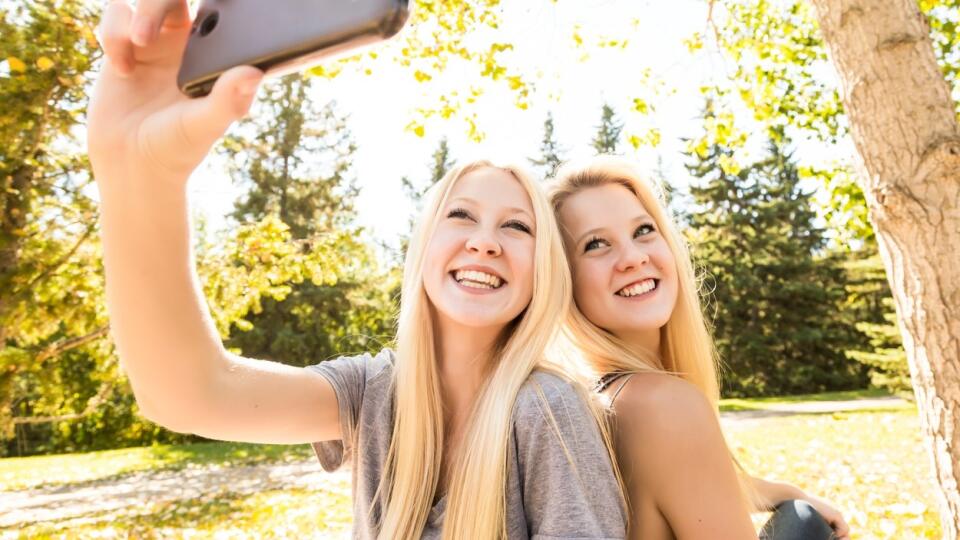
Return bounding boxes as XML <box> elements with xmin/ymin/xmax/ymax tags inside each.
<box><xmin>808</xmin><ymin>0</ymin><xmax>960</xmax><ymax>536</ymax></box>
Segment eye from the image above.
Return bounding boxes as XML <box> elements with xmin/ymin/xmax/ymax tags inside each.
<box><xmin>447</xmin><ymin>208</ymin><xmax>473</xmax><ymax>220</ymax></box>
<box><xmin>584</xmin><ymin>236</ymin><xmax>609</xmax><ymax>252</ymax></box>
<box><xmin>634</xmin><ymin>223</ymin><xmax>656</xmax><ymax>237</ymax></box>
<box><xmin>504</xmin><ymin>220</ymin><xmax>532</xmax><ymax>234</ymax></box>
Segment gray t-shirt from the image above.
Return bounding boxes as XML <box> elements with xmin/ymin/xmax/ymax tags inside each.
<box><xmin>308</xmin><ymin>349</ymin><xmax>626</xmax><ymax>539</ymax></box>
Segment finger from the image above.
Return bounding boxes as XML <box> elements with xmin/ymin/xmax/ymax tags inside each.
<box><xmin>182</xmin><ymin>66</ymin><xmax>264</xmax><ymax>140</ymax></box>
<box><xmin>131</xmin><ymin>0</ymin><xmax>191</xmax><ymax>46</ymax></box>
<box><xmin>97</xmin><ymin>0</ymin><xmax>136</xmax><ymax>75</ymax></box>
<box><xmin>832</xmin><ymin>517</ymin><xmax>850</xmax><ymax>537</ymax></box>
<box><xmin>151</xmin><ymin>66</ymin><xmax>263</xmax><ymax>167</ymax></box>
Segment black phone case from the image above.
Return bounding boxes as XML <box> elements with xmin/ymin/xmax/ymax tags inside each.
<box><xmin>177</xmin><ymin>0</ymin><xmax>410</xmax><ymax>97</ymax></box>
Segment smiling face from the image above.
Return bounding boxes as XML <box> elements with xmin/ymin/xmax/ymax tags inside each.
<box><xmin>422</xmin><ymin>166</ymin><xmax>537</xmax><ymax>335</ymax></box>
<box><xmin>558</xmin><ymin>182</ymin><xmax>678</xmax><ymax>349</ymax></box>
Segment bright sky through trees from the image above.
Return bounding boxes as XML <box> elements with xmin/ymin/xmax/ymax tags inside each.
<box><xmin>188</xmin><ymin>0</ymin><xmax>847</xmax><ymax>249</ymax></box>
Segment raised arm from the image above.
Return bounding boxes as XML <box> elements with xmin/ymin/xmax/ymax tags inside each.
<box><xmin>88</xmin><ymin>0</ymin><xmax>339</xmax><ymax>444</ymax></box>
<box><xmin>613</xmin><ymin>374</ymin><xmax>757</xmax><ymax>540</ymax></box>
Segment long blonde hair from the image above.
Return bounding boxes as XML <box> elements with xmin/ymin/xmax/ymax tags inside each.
<box><xmin>379</xmin><ymin>160</ymin><xmax>577</xmax><ymax>539</ymax></box>
<box><xmin>548</xmin><ymin>156</ymin><xmax>720</xmax><ymax>403</ymax></box>
<box><xmin>548</xmin><ymin>156</ymin><xmax>762</xmax><ymax>509</ymax></box>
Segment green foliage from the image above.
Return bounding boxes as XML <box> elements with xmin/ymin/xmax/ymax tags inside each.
<box><xmin>687</xmin><ymin>122</ymin><xmax>867</xmax><ymax>396</ymax></box>
<box><xmin>221</xmin><ymin>75</ymin><xmax>359</xmax><ymax>238</ymax></box>
<box><xmin>921</xmin><ymin>0</ymin><xmax>960</xmax><ymax>118</ymax></box>
<box><xmin>712</xmin><ymin>0</ymin><xmax>844</xmax><ymax>142</ymax></box>
<box><xmin>218</xmin><ymin>74</ymin><xmax>397</xmax><ymax>366</ymax></box>
<box><xmin>592</xmin><ymin>103</ymin><xmax>624</xmax><ymax>155</ymax></box>
<box><xmin>309</xmin><ymin>0</ymin><xmax>530</xmax><ymax>141</ymax></box>
<box><xmin>0</xmin><ymin>0</ymin><xmax>114</xmax><ymax>452</ymax></box>
<box><xmin>703</xmin><ymin>0</ymin><xmax>960</xmax><ymax>157</ymax></box>
<box><xmin>841</xmin><ymin>247</ymin><xmax>911</xmax><ymax>396</ymax></box>
<box><xmin>529</xmin><ymin>112</ymin><xmax>566</xmax><ymax>179</ymax></box>
<box><xmin>1</xmin><ymin>15</ymin><xmax>397</xmax><ymax>454</ymax></box>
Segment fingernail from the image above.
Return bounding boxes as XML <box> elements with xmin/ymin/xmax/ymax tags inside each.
<box><xmin>132</xmin><ymin>19</ymin><xmax>155</xmax><ymax>46</ymax></box>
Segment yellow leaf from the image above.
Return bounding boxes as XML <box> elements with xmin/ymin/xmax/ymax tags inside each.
<box><xmin>36</xmin><ymin>56</ymin><xmax>55</xmax><ymax>71</ymax></box>
<box><xmin>413</xmin><ymin>70</ymin><xmax>432</xmax><ymax>82</ymax></box>
<box><xmin>7</xmin><ymin>56</ymin><xmax>26</xmax><ymax>73</ymax></box>
<box><xmin>632</xmin><ymin>98</ymin><xmax>649</xmax><ymax>114</ymax></box>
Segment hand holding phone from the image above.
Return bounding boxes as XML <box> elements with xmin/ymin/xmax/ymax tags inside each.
<box><xmin>178</xmin><ymin>0</ymin><xmax>410</xmax><ymax>97</ymax></box>
<box><xmin>88</xmin><ymin>0</ymin><xmax>266</xmax><ymax>185</ymax></box>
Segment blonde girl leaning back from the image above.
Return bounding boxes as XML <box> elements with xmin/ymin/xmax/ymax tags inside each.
<box><xmin>548</xmin><ymin>156</ymin><xmax>850</xmax><ymax>540</ymax></box>
<box><xmin>86</xmin><ymin>1</ymin><xmax>625</xmax><ymax>538</ymax></box>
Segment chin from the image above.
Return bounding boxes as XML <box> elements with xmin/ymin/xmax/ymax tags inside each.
<box><xmin>440</xmin><ymin>305</ymin><xmax>515</xmax><ymax>330</ymax></box>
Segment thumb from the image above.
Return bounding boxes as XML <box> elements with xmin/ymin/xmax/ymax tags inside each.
<box><xmin>178</xmin><ymin>66</ymin><xmax>264</xmax><ymax>149</ymax></box>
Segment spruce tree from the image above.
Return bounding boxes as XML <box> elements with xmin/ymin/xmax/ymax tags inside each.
<box><xmin>592</xmin><ymin>104</ymin><xmax>623</xmax><ymax>155</ymax></box>
<box><xmin>529</xmin><ymin>112</ymin><xmax>565</xmax><ymax>179</ymax></box>
<box><xmin>221</xmin><ymin>74</ymin><xmax>392</xmax><ymax>365</ymax></box>
<box><xmin>398</xmin><ymin>138</ymin><xmax>455</xmax><ymax>259</ymax></box>
<box><xmin>687</xmin><ymin>124</ymin><xmax>867</xmax><ymax>396</ymax></box>
<box><xmin>842</xmin><ymin>242</ymin><xmax>910</xmax><ymax>395</ymax></box>
<box><xmin>402</xmin><ymin>137</ymin><xmax>454</xmax><ymax>206</ymax></box>
<box><xmin>222</xmin><ymin>74</ymin><xmax>358</xmax><ymax>239</ymax></box>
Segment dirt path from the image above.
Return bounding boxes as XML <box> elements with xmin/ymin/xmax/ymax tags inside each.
<box><xmin>1</xmin><ymin>396</ymin><xmax>909</xmax><ymax>533</ymax></box>
<box><xmin>719</xmin><ymin>396</ymin><xmax>908</xmax><ymax>426</ymax></box>
<box><xmin>0</xmin><ymin>460</ymin><xmax>350</xmax><ymax>533</ymax></box>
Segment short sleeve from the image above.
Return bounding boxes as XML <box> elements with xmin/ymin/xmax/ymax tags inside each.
<box><xmin>513</xmin><ymin>372</ymin><xmax>626</xmax><ymax>539</ymax></box>
<box><xmin>306</xmin><ymin>349</ymin><xmax>393</xmax><ymax>472</ymax></box>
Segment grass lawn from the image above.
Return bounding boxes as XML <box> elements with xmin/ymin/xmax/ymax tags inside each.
<box><xmin>1</xmin><ymin>393</ymin><xmax>942</xmax><ymax>539</ymax></box>
<box><xmin>727</xmin><ymin>407</ymin><xmax>941</xmax><ymax>539</ymax></box>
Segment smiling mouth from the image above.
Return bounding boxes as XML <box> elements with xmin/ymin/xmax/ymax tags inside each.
<box><xmin>616</xmin><ymin>278</ymin><xmax>658</xmax><ymax>297</ymax></box>
<box><xmin>452</xmin><ymin>269</ymin><xmax>506</xmax><ymax>290</ymax></box>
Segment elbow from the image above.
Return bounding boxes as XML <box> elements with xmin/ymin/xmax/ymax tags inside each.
<box><xmin>133</xmin><ymin>390</ymin><xmax>201</xmax><ymax>434</ymax></box>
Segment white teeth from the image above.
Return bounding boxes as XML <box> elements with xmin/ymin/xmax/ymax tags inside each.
<box><xmin>454</xmin><ymin>269</ymin><xmax>503</xmax><ymax>288</ymax></box>
<box><xmin>617</xmin><ymin>279</ymin><xmax>656</xmax><ymax>297</ymax></box>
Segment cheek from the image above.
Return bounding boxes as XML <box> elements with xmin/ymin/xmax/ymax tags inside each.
<box><xmin>572</xmin><ymin>260</ymin><xmax>607</xmax><ymax>316</ymax></box>
<box><xmin>511</xmin><ymin>240</ymin><xmax>536</xmax><ymax>293</ymax></box>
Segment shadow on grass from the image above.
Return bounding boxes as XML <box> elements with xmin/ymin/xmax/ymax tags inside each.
<box><xmin>0</xmin><ymin>441</ymin><xmax>315</xmax><ymax>492</ymax></box>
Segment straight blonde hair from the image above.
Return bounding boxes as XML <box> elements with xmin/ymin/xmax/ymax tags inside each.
<box><xmin>548</xmin><ymin>155</ymin><xmax>761</xmax><ymax>508</ymax></box>
<box><xmin>549</xmin><ymin>156</ymin><xmax>719</xmax><ymax>403</ymax></box>
<box><xmin>378</xmin><ymin>160</ymin><xmax>597</xmax><ymax>539</ymax></box>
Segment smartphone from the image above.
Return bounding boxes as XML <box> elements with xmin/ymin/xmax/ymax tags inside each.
<box><xmin>177</xmin><ymin>0</ymin><xmax>411</xmax><ymax>97</ymax></box>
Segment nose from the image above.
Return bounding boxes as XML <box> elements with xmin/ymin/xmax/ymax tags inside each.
<box><xmin>615</xmin><ymin>242</ymin><xmax>649</xmax><ymax>273</ymax></box>
<box><xmin>465</xmin><ymin>228</ymin><xmax>502</xmax><ymax>257</ymax></box>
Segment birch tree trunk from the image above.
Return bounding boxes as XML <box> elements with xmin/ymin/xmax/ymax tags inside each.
<box><xmin>807</xmin><ymin>0</ymin><xmax>960</xmax><ymax>536</ymax></box>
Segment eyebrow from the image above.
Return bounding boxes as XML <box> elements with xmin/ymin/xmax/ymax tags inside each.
<box><xmin>447</xmin><ymin>197</ymin><xmax>534</xmax><ymax>221</ymax></box>
<box><xmin>574</xmin><ymin>214</ymin><xmax>654</xmax><ymax>246</ymax></box>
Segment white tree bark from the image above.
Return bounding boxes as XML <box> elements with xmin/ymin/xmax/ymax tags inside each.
<box><xmin>808</xmin><ymin>0</ymin><xmax>960</xmax><ymax>537</ymax></box>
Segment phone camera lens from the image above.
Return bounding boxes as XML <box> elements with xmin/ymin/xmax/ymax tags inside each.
<box><xmin>199</xmin><ymin>11</ymin><xmax>219</xmax><ymax>37</ymax></box>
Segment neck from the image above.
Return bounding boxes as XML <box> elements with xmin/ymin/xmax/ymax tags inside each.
<box><xmin>618</xmin><ymin>326</ymin><xmax>662</xmax><ymax>361</ymax></box>
<box><xmin>434</xmin><ymin>317</ymin><xmax>503</xmax><ymax>421</ymax></box>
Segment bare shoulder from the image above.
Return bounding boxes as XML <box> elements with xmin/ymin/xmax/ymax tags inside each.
<box><xmin>612</xmin><ymin>372</ymin><xmax>717</xmax><ymax>437</ymax></box>
<box><xmin>611</xmin><ymin>373</ymin><xmax>757</xmax><ymax>538</ymax></box>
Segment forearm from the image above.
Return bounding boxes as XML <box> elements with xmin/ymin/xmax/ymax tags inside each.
<box><xmin>749</xmin><ymin>475</ymin><xmax>806</xmax><ymax>511</ymax></box>
<box><xmin>97</xmin><ymin>170</ymin><xmax>224</xmax><ymax>426</ymax></box>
